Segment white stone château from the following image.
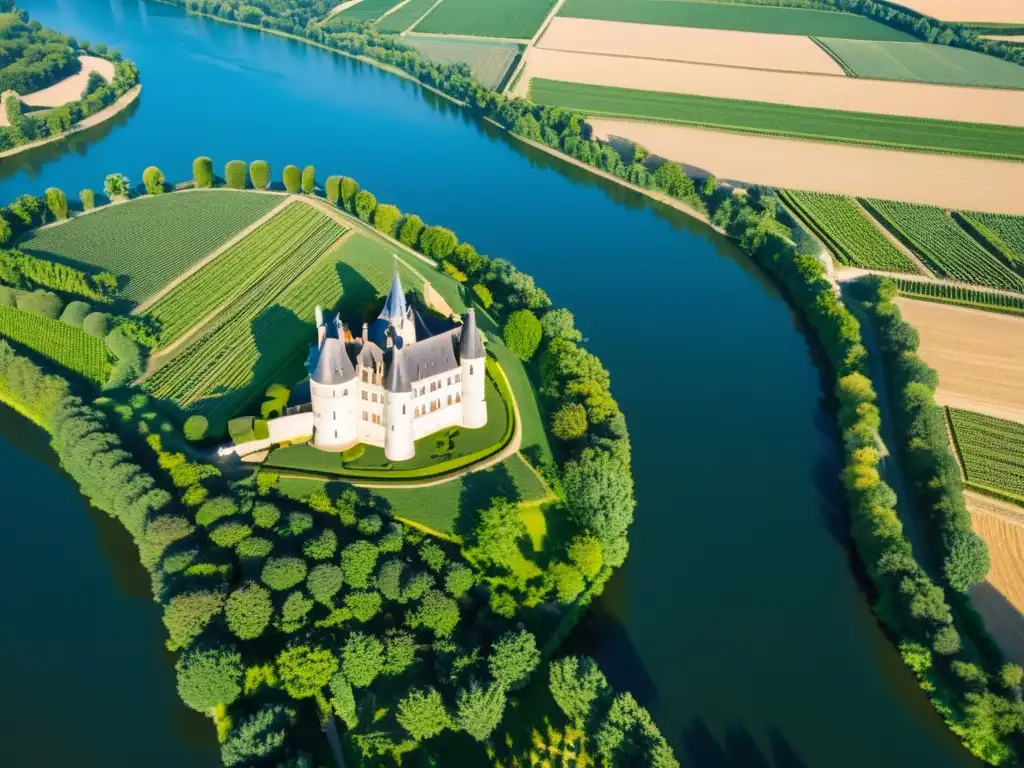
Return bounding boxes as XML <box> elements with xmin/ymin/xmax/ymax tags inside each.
<box><xmin>307</xmin><ymin>260</ymin><xmax>487</xmax><ymax>461</ymax></box>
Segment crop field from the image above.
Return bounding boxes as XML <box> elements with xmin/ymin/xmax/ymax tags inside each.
<box><xmin>412</xmin><ymin>0</ymin><xmax>557</xmax><ymax>39</ymax></box>
<box><xmin>949</xmin><ymin>408</ymin><xmax>1024</xmax><ymax>501</ymax></box>
<box><xmin>865</xmin><ymin>200</ymin><xmax>1024</xmax><ymax>290</ymax></box>
<box><xmin>331</xmin><ymin>0</ymin><xmax>404</xmax><ymax>23</ymax></box>
<box><xmin>0</xmin><ymin>307</ymin><xmax>110</xmax><ymax>382</ymax></box>
<box><xmin>144</xmin><ymin>203</ymin><xmax>339</xmax><ymax>345</ymax></box>
<box><xmin>779</xmin><ymin>190</ymin><xmax>919</xmax><ymax>273</ymax></box>
<box><xmin>893</xmin><ymin>278</ymin><xmax>1024</xmax><ymax>316</ymax></box>
<box><xmin>20</xmin><ymin>192</ymin><xmax>282</xmax><ymax>305</ymax></box>
<box><xmin>375</xmin><ymin>0</ymin><xmax>437</xmax><ymax>32</ymax></box>
<box><xmin>814</xmin><ymin>38</ymin><xmax>1024</xmax><ymax>89</ymax></box>
<box><xmin>404</xmin><ymin>35</ymin><xmax>519</xmax><ymax>89</ymax></box>
<box><xmin>527</xmin><ymin>79</ymin><xmax>1024</xmax><ymax>162</ymax></box>
<box><xmin>887</xmin><ymin>0</ymin><xmax>1024</xmax><ymax>24</ymax></box>
<box><xmin>557</xmin><ymin>0</ymin><xmax>915</xmax><ymax>40</ymax></box>
<box><xmin>962</xmin><ymin>212</ymin><xmax>1024</xmax><ymax>264</ymax></box>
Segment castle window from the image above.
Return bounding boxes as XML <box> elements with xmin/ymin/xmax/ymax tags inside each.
<box><xmin>334</xmin><ymin>430</ymin><xmax>337</xmax><ymax>439</ymax></box>
<box><xmin>455</xmin><ymin>373</ymin><xmax>461</xmax><ymax>383</ymax></box>
<box><xmin>470</xmin><ymin>365</ymin><xmax>474</xmax><ymax>375</ymax></box>
<box><xmin>430</xmin><ymin>381</ymin><xmax>436</xmax><ymax>392</ymax></box>
<box><xmin>361</xmin><ymin>370</ymin><xmax>368</xmax><ymax>383</ymax></box>
<box><xmin>371</xmin><ymin>372</ymin><xmax>377</xmax><ymax>385</ymax></box>
<box><xmin>343</xmin><ymin>388</ymin><xmax>348</xmax><ymax>396</ymax></box>
<box><xmin>361</xmin><ymin>391</ymin><xmax>368</xmax><ymax>401</ymax></box>
<box><xmin>402</xmin><ymin>404</ymin><xmax>406</xmax><ymax>415</ymax></box>
<box><xmin>420</xmin><ymin>386</ymin><xmax>425</xmax><ymax>396</ymax></box>
<box><xmin>332</xmin><ymin>411</ymin><xmax>336</xmax><ymax>419</ymax></box>
<box><xmin>362</xmin><ymin>411</ymin><xmax>368</xmax><ymax>421</ymax></box>
<box><xmin>447</xmin><ymin>395</ymin><xmax>452</xmax><ymax>406</ymax></box>
<box><xmin>447</xmin><ymin>376</ymin><xmax>452</xmax><ymax>386</ymax></box>
<box><xmin>456</xmin><ymin>392</ymin><xmax>461</xmax><ymax>403</ymax></box>
<box><xmin>371</xmin><ymin>393</ymin><xmax>377</xmax><ymax>403</ymax></box>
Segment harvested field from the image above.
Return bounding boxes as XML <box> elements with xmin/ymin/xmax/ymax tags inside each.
<box><xmin>893</xmin><ymin>297</ymin><xmax>1024</xmax><ymax>423</ymax></box>
<box><xmin>412</xmin><ymin>0</ymin><xmax>557</xmax><ymax>39</ymax></box>
<box><xmin>517</xmin><ymin>48</ymin><xmax>1024</xmax><ymax>127</ymax></box>
<box><xmin>536</xmin><ymin>17</ymin><xmax>844</xmax><ymax>75</ymax></box>
<box><xmin>888</xmin><ymin>0</ymin><xmax>1023</xmax><ymax>24</ymax></box>
<box><xmin>558</xmin><ymin>0</ymin><xmax>915</xmax><ymax>40</ymax></box>
<box><xmin>589</xmin><ymin>119</ymin><xmax>1024</xmax><ymax>215</ymax></box>
<box><xmin>969</xmin><ymin>500</ymin><xmax>1024</xmax><ymax>666</ymax></box>
<box><xmin>404</xmin><ymin>35</ymin><xmax>519</xmax><ymax>88</ymax></box>
<box><xmin>815</xmin><ymin>38</ymin><xmax>1024</xmax><ymax>89</ymax></box>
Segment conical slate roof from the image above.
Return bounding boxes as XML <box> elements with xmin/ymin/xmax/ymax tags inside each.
<box><xmin>311</xmin><ymin>337</ymin><xmax>356</xmax><ymax>386</ymax></box>
<box><xmin>459</xmin><ymin>307</ymin><xmax>485</xmax><ymax>360</ymax></box>
<box><xmin>385</xmin><ymin>342</ymin><xmax>411</xmax><ymax>393</ymax></box>
<box><xmin>378</xmin><ymin>257</ymin><xmax>407</xmax><ymax>323</ymax></box>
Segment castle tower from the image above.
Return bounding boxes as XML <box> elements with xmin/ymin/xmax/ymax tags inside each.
<box><xmin>378</xmin><ymin>257</ymin><xmax>416</xmax><ymax>346</ymax></box>
<box><xmin>459</xmin><ymin>307</ymin><xmax>487</xmax><ymax>429</ymax></box>
<box><xmin>310</xmin><ymin>323</ymin><xmax>358</xmax><ymax>450</ymax></box>
<box><xmin>384</xmin><ymin>343</ymin><xmax>415</xmax><ymax>462</ymax></box>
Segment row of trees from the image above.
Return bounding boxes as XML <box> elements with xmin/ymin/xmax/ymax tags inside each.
<box><xmin>0</xmin><ymin>246</ymin><xmax>117</xmax><ymax>301</ymax></box>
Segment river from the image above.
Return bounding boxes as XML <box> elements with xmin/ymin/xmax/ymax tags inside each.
<box><xmin>0</xmin><ymin>2</ymin><xmax>982</xmax><ymax>766</ymax></box>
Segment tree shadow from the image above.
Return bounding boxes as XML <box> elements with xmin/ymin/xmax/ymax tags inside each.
<box><xmin>681</xmin><ymin>721</ymin><xmax>811</xmax><ymax>768</ymax></box>
<box><xmin>454</xmin><ymin>461</ymin><xmax>520</xmax><ymax>539</ymax></box>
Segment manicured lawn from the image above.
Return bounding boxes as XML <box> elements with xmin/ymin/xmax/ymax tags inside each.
<box><xmin>527</xmin><ymin>78</ymin><xmax>1024</xmax><ymax>162</ymax></box>
<box><xmin>375</xmin><ymin>0</ymin><xmax>437</xmax><ymax>32</ymax></box>
<box><xmin>20</xmin><ymin>191</ymin><xmax>282</xmax><ymax>305</ymax></box>
<box><xmin>0</xmin><ymin>306</ymin><xmax>110</xmax><ymax>382</ymax></box>
<box><xmin>404</xmin><ymin>35</ymin><xmax>519</xmax><ymax>89</ymax></box>
<box><xmin>558</xmin><ymin>0</ymin><xmax>915</xmax><ymax>40</ymax></box>
<box><xmin>816</xmin><ymin>38</ymin><xmax>1024</xmax><ymax>88</ymax></box>
<box><xmin>413</xmin><ymin>0</ymin><xmax>557</xmax><ymax>39</ymax></box>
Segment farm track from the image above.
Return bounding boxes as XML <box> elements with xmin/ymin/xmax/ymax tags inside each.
<box><xmin>853</xmin><ymin>199</ymin><xmax>934</xmax><ymax>276</ymax></box>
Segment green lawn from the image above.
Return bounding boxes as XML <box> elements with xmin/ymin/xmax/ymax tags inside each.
<box><xmin>20</xmin><ymin>191</ymin><xmax>282</xmax><ymax>305</ymax></box>
<box><xmin>815</xmin><ymin>38</ymin><xmax>1024</xmax><ymax>88</ymax></box>
<box><xmin>375</xmin><ymin>0</ymin><xmax>437</xmax><ymax>32</ymax></box>
<box><xmin>527</xmin><ymin>78</ymin><xmax>1024</xmax><ymax>162</ymax></box>
<box><xmin>557</xmin><ymin>0</ymin><xmax>915</xmax><ymax>40</ymax></box>
<box><xmin>404</xmin><ymin>35</ymin><xmax>519</xmax><ymax>89</ymax></box>
<box><xmin>0</xmin><ymin>306</ymin><xmax>110</xmax><ymax>382</ymax></box>
<box><xmin>412</xmin><ymin>0</ymin><xmax>557</xmax><ymax>39</ymax></box>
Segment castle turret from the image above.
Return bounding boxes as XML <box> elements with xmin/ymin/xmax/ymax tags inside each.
<box><xmin>459</xmin><ymin>307</ymin><xmax>487</xmax><ymax>429</ymax></box>
<box><xmin>310</xmin><ymin>328</ymin><xmax>358</xmax><ymax>450</ymax></box>
<box><xmin>383</xmin><ymin>343</ymin><xmax>414</xmax><ymax>462</ymax></box>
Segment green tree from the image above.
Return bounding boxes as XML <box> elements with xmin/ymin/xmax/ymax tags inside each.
<box><xmin>456</xmin><ymin>682</ymin><xmax>506</xmax><ymax>741</ymax></box>
<box><xmin>397</xmin><ymin>687</ymin><xmax>450</xmax><ymax>741</ymax></box>
<box><xmin>301</xmin><ymin>165</ymin><xmax>315</xmax><ymax>194</ymax></box>
<box><xmin>183</xmin><ymin>415</ymin><xmax>208</xmax><ymax>442</ymax></box>
<box><xmin>193</xmin><ymin>156</ymin><xmax>214</xmax><ymax>188</ymax></box>
<box><xmin>340</xmin><ymin>177</ymin><xmax>359</xmax><ymax>212</ymax></box>
<box><xmin>541</xmin><ymin>307</ymin><xmax>582</xmax><ymax>342</ymax></box>
<box><xmin>249</xmin><ymin>160</ymin><xmax>270</xmax><ymax>190</ymax></box>
<box><xmin>419</xmin><ymin>541</ymin><xmax>447</xmax><ymax>572</ymax></box>
<box><xmin>383</xmin><ymin>630</ymin><xmax>418</xmax><ymax>676</ymax></box>
<box><xmin>549</xmin><ymin>655</ymin><xmax>609</xmax><ymax>724</ymax></box>
<box><xmin>945</xmin><ymin>528</ymin><xmax>990</xmax><ymax>593</ymax></box>
<box><xmin>568</xmin><ymin>534</ymin><xmax>603</xmax><ymax>579</ymax></box>
<box><xmin>282</xmin><ymin>165</ymin><xmax>300</xmax><ymax>193</ymax></box>
<box><xmin>225</xmin><ymin>160</ymin><xmax>246</xmax><ymax>190</ymax></box>
<box><xmin>398</xmin><ymin>214</ymin><xmax>424</xmax><ymax>247</ymax></box>
<box><xmin>196</xmin><ymin>496</ymin><xmax>238</xmax><ymax>526</ymax></box>
<box><xmin>345</xmin><ymin>589</ymin><xmax>383</xmax><ymax>622</ymax></box>
<box><xmin>252</xmin><ymin>501</ymin><xmax>280</xmax><ymax>528</ymax></box>
<box><xmin>307</xmin><ymin>563</ymin><xmax>343</xmax><ymax>604</ymax></box>
<box><xmin>407</xmin><ymin>589</ymin><xmax>460</xmax><ymax>638</ymax></box>
<box><xmin>341</xmin><ymin>540</ymin><xmax>379</xmax><ymax>588</ymax></box>
<box><xmin>373</xmin><ymin>203</ymin><xmax>400</xmax><ymax>236</ymax></box>
<box><xmin>79</xmin><ymin>188</ymin><xmax>95</xmax><ymax>210</ymax></box>
<box><xmin>465</xmin><ymin>498</ymin><xmax>526</xmax><ymax>568</ymax></box>
<box><xmin>354</xmin><ymin>189</ymin><xmax>376</xmax><ymax>222</ymax></box>
<box><xmin>176</xmin><ymin>646</ymin><xmax>243</xmax><ymax>713</ymax></box>
<box><xmin>444</xmin><ymin>562</ymin><xmax>475</xmax><ymax>597</ymax></box>
<box><xmin>280</xmin><ymin>591</ymin><xmax>314</xmax><ymax>631</ymax></box>
<box><xmin>933</xmin><ymin>625</ymin><xmax>962</xmax><ymax>655</ymax></box>
<box><xmin>652</xmin><ymin>162</ymin><xmax>695</xmax><ymax>200</ymax></box>
<box><xmin>210</xmin><ymin>520</ymin><xmax>253</xmax><ymax>548</ymax></box>
<box><xmin>562</xmin><ymin>448</ymin><xmax>634</xmax><ymax>564</ymax></box>
<box><xmin>325</xmin><ymin>175</ymin><xmax>341</xmax><ymax>205</ymax></box>
<box><xmin>1001</xmin><ymin>664</ymin><xmax>1024</xmax><ymax>693</ymax></box>
<box><xmin>162</xmin><ymin>590</ymin><xmax>225</xmax><ymax>650</ymax></box>
<box><xmin>262</xmin><ymin>556</ymin><xmax>308</xmax><ymax>591</ymax></box>
<box><xmin>276</xmin><ymin>644</ymin><xmax>338</xmax><ymax>699</ymax></box>
<box><xmin>220</xmin><ymin>704</ymin><xmax>293</xmax><ymax>767</ymax></box>
<box><xmin>302</xmin><ymin>528</ymin><xmax>337</xmax><ymax>560</ymax></box>
<box><xmin>596</xmin><ymin>692</ymin><xmax>679</xmax><ymax>768</ymax></box>
<box><xmin>419</xmin><ymin>225</ymin><xmax>457</xmax><ymax>261</ymax></box>
<box><xmin>225</xmin><ymin>583</ymin><xmax>273</xmax><ymax>640</ymax></box>
<box><xmin>44</xmin><ymin>187</ymin><xmax>68</xmax><ymax>220</ymax></box>
<box><xmin>489</xmin><ymin>627</ymin><xmax>540</xmax><ymax>690</ymax></box>
<box><xmin>549</xmin><ymin>562</ymin><xmax>585</xmax><ymax>603</ymax></box>
<box><xmin>104</xmin><ymin>173</ymin><xmax>130</xmax><ymax>199</ymax></box>
<box><xmin>551</xmin><ymin>402</ymin><xmax>587</xmax><ymax>441</ymax></box>
<box><xmin>376</xmin><ymin>559</ymin><xmax>406</xmax><ymax>602</ymax></box>
<box><xmin>342</xmin><ymin>631</ymin><xmax>384</xmax><ymax>688</ymax></box>
<box><xmin>143</xmin><ymin>166</ymin><xmax>165</xmax><ymax>195</ymax></box>
<box><xmin>503</xmin><ymin>309</ymin><xmax>542</xmax><ymax>361</ymax></box>
<box><xmin>329</xmin><ymin>672</ymin><xmax>358</xmax><ymax>729</ymax></box>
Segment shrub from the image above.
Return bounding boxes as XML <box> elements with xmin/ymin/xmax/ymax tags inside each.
<box><xmin>398</xmin><ymin>214</ymin><xmax>424</xmax><ymax>247</ymax></box>
<box><xmin>211</xmin><ymin>521</ymin><xmax>253</xmax><ymax>548</ymax></box>
<box><xmin>60</xmin><ymin>300</ymin><xmax>91</xmax><ymax>328</ymax></box>
<box><xmin>225</xmin><ymin>583</ymin><xmax>273</xmax><ymax>640</ymax></box>
<box><xmin>301</xmin><ymin>165</ymin><xmax>315</xmax><ymax>194</ymax></box>
<box><xmin>307</xmin><ymin>563</ymin><xmax>343</xmax><ymax>604</ymax></box>
<box><xmin>104</xmin><ymin>173</ymin><xmax>130</xmax><ymax>199</ymax></box>
<box><xmin>568</xmin><ymin>535</ymin><xmax>602</xmax><ymax>579</ymax></box>
<box><xmin>419</xmin><ymin>226</ymin><xmax>457</xmax><ymax>261</ymax></box>
<box><xmin>373</xmin><ymin>204</ymin><xmax>400</xmax><ymax>237</ymax></box>
<box><xmin>83</xmin><ymin>311</ymin><xmax>107</xmax><ymax>338</ymax></box>
<box><xmin>551</xmin><ymin>402</ymin><xmax>587</xmax><ymax>441</ymax></box>
<box><xmin>550</xmin><ymin>562</ymin><xmax>585</xmax><ymax>602</ymax></box>
<box><xmin>285</xmin><ymin>511</ymin><xmax>313</xmax><ymax>536</ymax></box>
<box><xmin>325</xmin><ymin>175</ymin><xmax>341</xmax><ymax>205</ymax></box>
<box><xmin>162</xmin><ymin>590</ymin><xmax>225</xmax><ymax>650</ymax></box>
<box><xmin>142</xmin><ymin>166</ymin><xmax>165</xmax><ymax>195</ymax></box>
<box><xmin>261</xmin><ymin>556</ymin><xmax>308</xmax><ymax>591</ymax></box>
<box><xmin>44</xmin><ymin>187</ymin><xmax>68</xmax><ymax>220</ymax></box>
<box><xmin>196</xmin><ymin>496</ymin><xmax>239</xmax><ymax>527</ymax></box>
<box><xmin>503</xmin><ymin>309</ymin><xmax>542</xmax><ymax>361</ymax></box>
<box><xmin>17</xmin><ymin>291</ymin><xmax>62</xmax><ymax>318</ymax></box>
<box><xmin>235</xmin><ymin>537</ymin><xmax>272</xmax><ymax>558</ymax></box>
<box><xmin>357</xmin><ymin>514</ymin><xmax>383</xmax><ymax>536</ymax></box>
<box><xmin>249</xmin><ymin>160</ymin><xmax>270</xmax><ymax>190</ymax></box>
<box><xmin>302</xmin><ymin>528</ymin><xmax>337</xmax><ymax>560</ymax></box>
<box><xmin>282</xmin><ymin>165</ymin><xmax>300</xmax><ymax>193</ymax></box>
<box><xmin>176</xmin><ymin>647</ymin><xmax>242</xmax><ymax>713</ymax></box>
<box><xmin>225</xmin><ymin>160</ymin><xmax>246</xmax><ymax>190</ymax></box>
<box><xmin>354</xmin><ymin>190</ymin><xmax>376</xmax><ymax>222</ymax></box>
<box><xmin>79</xmin><ymin>188</ymin><xmax>95</xmax><ymax>210</ymax></box>
<box><xmin>342</xmin><ymin>443</ymin><xmax>365</xmax><ymax>463</ymax></box>
<box><xmin>444</xmin><ymin>563</ymin><xmax>475</xmax><ymax>597</ymax></box>
<box><xmin>472</xmin><ymin>284</ymin><xmax>492</xmax><ymax>308</ymax></box>
<box><xmin>339</xmin><ymin>177</ymin><xmax>358</xmax><ymax>212</ymax></box>
<box><xmin>183</xmin><ymin>415</ymin><xmax>209</xmax><ymax>442</ymax></box>
<box><xmin>193</xmin><ymin>156</ymin><xmax>214</xmax><ymax>188</ymax></box>
<box><xmin>252</xmin><ymin>502</ymin><xmax>281</xmax><ymax>528</ymax></box>
<box><xmin>442</xmin><ymin>261</ymin><xmax>467</xmax><ymax>282</ymax></box>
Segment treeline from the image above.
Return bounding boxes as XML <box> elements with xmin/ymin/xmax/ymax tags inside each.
<box><xmin>0</xmin><ymin>247</ymin><xmax>117</xmax><ymax>301</ymax></box>
<box><xmin>0</xmin><ymin>8</ymin><xmax>80</xmax><ymax>93</ymax></box>
<box><xmin>184</xmin><ymin>0</ymin><xmax>334</xmax><ymax>35</ymax></box>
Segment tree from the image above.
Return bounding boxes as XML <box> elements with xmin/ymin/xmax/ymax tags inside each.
<box><xmin>373</xmin><ymin>203</ymin><xmax>400</xmax><ymax>236</ymax></box>
<box><xmin>456</xmin><ymin>682</ymin><xmax>506</xmax><ymax>741</ymax></box>
<box><xmin>329</xmin><ymin>672</ymin><xmax>358</xmax><ymax>729</ymax></box>
<box><xmin>249</xmin><ymin>160</ymin><xmax>270</xmax><ymax>190</ymax></box>
<box><xmin>419</xmin><ymin>225</ymin><xmax>457</xmax><ymax>261</ymax></box>
<box><xmin>307</xmin><ymin>563</ymin><xmax>343</xmax><ymax>604</ymax></box>
<box><xmin>183</xmin><ymin>415</ymin><xmax>208</xmax><ymax>442</ymax></box>
<box><xmin>503</xmin><ymin>309</ymin><xmax>542</xmax><ymax>361</ymax></box>
<box><xmin>340</xmin><ymin>177</ymin><xmax>359</xmax><ymax>212</ymax></box>
<box><xmin>652</xmin><ymin>161</ymin><xmax>695</xmax><ymax>200</ymax></box>
<box><xmin>345</xmin><ymin>589</ymin><xmax>382</xmax><ymax>622</ymax></box>
<box><xmin>276</xmin><ymin>644</ymin><xmax>338</xmax><ymax>699</ymax></box>
<box><xmin>79</xmin><ymin>188</ymin><xmax>95</xmax><ymax>210</ymax></box>
<box><xmin>383</xmin><ymin>630</ymin><xmax>417</xmax><ymax>676</ymax></box>
<box><xmin>562</xmin><ymin>448</ymin><xmax>635</xmax><ymax>560</ymax></box>
<box><xmin>225</xmin><ymin>160</ymin><xmax>246</xmax><ymax>190</ymax></box>
<box><xmin>551</xmin><ymin>402</ymin><xmax>587</xmax><ymax>441</ymax></box>
<box><xmin>162</xmin><ymin>590</ymin><xmax>225</xmax><ymax>650</ymax></box>
<box><xmin>341</xmin><ymin>540</ymin><xmax>379</xmax><ymax>588</ymax></box>
<box><xmin>103</xmin><ymin>173</ymin><xmax>130</xmax><ymax>199</ymax></box>
<box><xmin>262</xmin><ymin>556</ymin><xmax>308</xmax><ymax>591</ymax></box>
<box><xmin>541</xmin><ymin>308</ymin><xmax>582</xmax><ymax>342</ymax></box>
<box><xmin>596</xmin><ymin>692</ymin><xmax>679</xmax><ymax>768</ymax></box>
<box><xmin>252</xmin><ymin>501</ymin><xmax>280</xmax><ymax>528</ymax></box>
<box><xmin>143</xmin><ymin>166</ymin><xmax>165</xmax><ymax>195</ymax></box>
<box><xmin>445</xmin><ymin>562</ymin><xmax>475</xmax><ymax>597</ymax></box>
<box><xmin>43</xmin><ymin>187</ymin><xmax>68</xmax><ymax>220</ymax></box>
<box><xmin>1000</xmin><ymin>664</ymin><xmax>1024</xmax><ymax>693</ymax></box>
<box><xmin>354</xmin><ymin>189</ymin><xmax>376</xmax><ymax>222</ymax></box>
<box><xmin>325</xmin><ymin>175</ymin><xmax>341</xmax><ymax>205</ymax></box>
<box><xmin>301</xmin><ymin>164</ymin><xmax>315</xmax><ymax>194</ymax></box>
<box><xmin>396</xmin><ymin>687</ymin><xmax>450</xmax><ymax>741</ymax></box>
<box><xmin>419</xmin><ymin>541</ymin><xmax>446</xmax><ymax>572</ymax></box>
<box><xmin>220</xmin><ymin>704</ymin><xmax>294</xmax><ymax>767</ymax></box>
<box><xmin>193</xmin><ymin>156</ymin><xmax>213</xmax><ymax>188</ymax></box>
<box><xmin>176</xmin><ymin>646</ymin><xmax>243</xmax><ymax>713</ymax></box>
<box><xmin>945</xmin><ymin>528</ymin><xmax>990</xmax><ymax>593</ymax></box>
<box><xmin>302</xmin><ymin>528</ymin><xmax>337</xmax><ymax>560</ymax></box>
<box><xmin>210</xmin><ymin>521</ymin><xmax>253</xmax><ymax>548</ymax></box>
<box><xmin>398</xmin><ymin>214</ymin><xmax>424</xmax><ymax>247</ymax></box>
<box><xmin>550</xmin><ymin>562</ymin><xmax>585</xmax><ymax>603</ymax></box>
<box><xmin>568</xmin><ymin>534</ymin><xmax>602</xmax><ymax>579</ymax></box>
<box><xmin>225</xmin><ymin>583</ymin><xmax>273</xmax><ymax>640</ymax></box>
<box><xmin>282</xmin><ymin>165</ymin><xmax>300</xmax><ymax>193</ymax></box>
<box><xmin>407</xmin><ymin>589</ymin><xmax>460</xmax><ymax>638</ymax></box>
<box><xmin>488</xmin><ymin>627</ymin><xmax>540</xmax><ymax>690</ymax></box>
<box><xmin>549</xmin><ymin>656</ymin><xmax>609</xmax><ymax>724</ymax></box>
<box><xmin>933</xmin><ymin>625</ymin><xmax>962</xmax><ymax>655</ymax></box>
<box><xmin>342</xmin><ymin>631</ymin><xmax>384</xmax><ymax>688</ymax></box>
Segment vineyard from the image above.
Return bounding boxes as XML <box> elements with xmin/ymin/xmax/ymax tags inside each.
<box><xmin>412</xmin><ymin>0</ymin><xmax>557</xmax><ymax>38</ymax></box>
<box><xmin>20</xmin><ymin>191</ymin><xmax>282</xmax><ymax>304</ymax></box>
<box><xmin>779</xmin><ymin>190</ymin><xmax>919</xmax><ymax>273</ymax></box>
<box><xmin>0</xmin><ymin>307</ymin><xmax>110</xmax><ymax>382</ymax></box>
<box><xmin>864</xmin><ymin>199</ymin><xmax>1024</xmax><ymax>291</ymax></box>
<box><xmin>948</xmin><ymin>408</ymin><xmax>1024</xmax><ymax>502</ymax></box>
<box><xmin>893</xmin><ymin>278</ymin><xmax>1024</xmax><ymax>316</ymax></box>
<box><xmin>962</xmin><ymin>211</ymin><xmax>1024</xmax><ymax>265</ymax></box>
<box><xmin>143</xmin><ymin>203</ymin><xmax>343</xmax><ymax>345</ymax></box>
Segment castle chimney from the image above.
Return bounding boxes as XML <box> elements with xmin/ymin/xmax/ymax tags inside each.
<box><xmin>362</xmin><ymin>322</ymin><xmax>368</xmax><ymax>344</ymax></box>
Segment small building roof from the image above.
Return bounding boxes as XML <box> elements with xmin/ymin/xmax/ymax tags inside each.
<box><xmin>378</xmin><ymin>257</ymin><xmax>408</xmax><ymax>324</ymax></box>
<box><xmin>356</xmin><ymin>340</ymin><xmax>384</xmax><ymax>369</ymax></box>
<box><xmin>311</xmin><ymin>337</ymin><xmax>356</xmax><ymax>386</ymax></box>
<box><xmin>384</xmin><ymin>343</ymin><xmax>412</xmax><ymax>393</ymax></box>
<box><xmin>458</xmin><ymin>307</ymin><xmax>485</xmax><ymax>360</ymax></box>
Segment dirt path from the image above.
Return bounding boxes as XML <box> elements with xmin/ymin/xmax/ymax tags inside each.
<box><xmin>323</xmin><ymin>0</ymin><xmax>362</xmax><ymax>20</ymax></box>
<box><xmin>377</xmin><ymin>0</ymin><xmax>412</xmax><ymax>22</ymax></box>
<box><xmin>854</xmin><ymin>200</ymin><xmax>934</xmax><ymax>277</ymax></box>
<box><xmin>400</xmin><ymin>0</ymin><xmax>444</xmax><ymax>34</ymax></box>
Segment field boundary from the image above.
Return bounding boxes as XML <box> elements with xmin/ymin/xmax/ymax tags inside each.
<box><xmin>376</xmin><ymin>0</ymin><xmax>411</xmax><ymax>23</ymax></box>
<box><xmin>854</xmin><ymin>198</ymin><xmax>933</xmax><ymax>275</ymax></box>
<box><xmin>402</xmin><ymin>30</ymin><xmax>532</xmax><ymax>43</ymax></box>
<box><xmin>809</xmin><ymin>36</ymin><xmax>855</xmax><ymax>76</ymax></box>
<box><xmin>399</xmin><ymin>0</ymin><xmax>444</xmax><ymax>34</ymax></box>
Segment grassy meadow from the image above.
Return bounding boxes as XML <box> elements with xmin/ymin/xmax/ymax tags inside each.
<box><xmin>412</xmin><ymin>0</ymin><xmax>557</xmax><ymax>38</ymax></box>
<box><xmin>527</xmin><ymin>78</ymin><xmax>1024</xmax><ymax>161</ymax></box>
<box><xmin>404</xmin><ymin>35</ymin><xmax>519</xmax><ymax>89</ymax></box>
<box><xmin>557</xmin><ymin>0</ymin><xmax>915</xmax><ymax>40</ymax></box>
